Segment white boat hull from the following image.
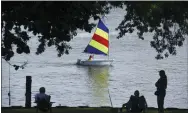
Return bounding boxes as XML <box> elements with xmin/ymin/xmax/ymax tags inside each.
<box><xmin>76</xmin><ymin>59</ymin><xmax>114</xmax><ymax>66</ymax></box>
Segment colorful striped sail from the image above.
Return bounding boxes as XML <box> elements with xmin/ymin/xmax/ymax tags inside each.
<box><xmin>84</xmin><ymin>19</ymin><xmax>109</xmax><ymax>55</ymax></box>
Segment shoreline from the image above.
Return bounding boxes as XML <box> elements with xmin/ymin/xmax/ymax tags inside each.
<box><xmin>2</xmin><ymin>106</ymin><xmax>188</xmax><ymax>109</ymax></box>
<box><xmin>2</xmin><ymin>106</ymin><xmax>188</xmax><ymax>113</ymax></box>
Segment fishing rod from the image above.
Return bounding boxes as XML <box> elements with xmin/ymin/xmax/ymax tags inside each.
<box><xmin>8</xmin><ymin>63</ymin><xmax>11</xmax><ymax>106</ymax></box>
<box><xmin>6</xmin><ymin>60</ymin><xmax>28</xmax><ymax>107</ymax></box>
<box><xmin>107</xmin><ymin>87</ymin><xmax>113</xmax><ymax>107</ymax></box>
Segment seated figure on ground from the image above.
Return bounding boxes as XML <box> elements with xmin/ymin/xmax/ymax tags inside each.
<box><xmin>35</xmin><ymin>87</ymin><xmax>52</xmax><ymax>112</ymax></box>
<box><xmin>120</xmin><ymin>90</ymin><xmax>147</xmax><ymax>113</ymax></box>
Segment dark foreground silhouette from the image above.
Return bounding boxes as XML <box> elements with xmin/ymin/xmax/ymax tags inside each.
<box><xmin>2</xmin><ymin>107</ymin><xmax>188</xmax><ymax>113</ymax></box>
<box><xmin>120</xmin><ymin>90</ymin><xmax>147</xmax><ymax>113</ymax></box>
<box><xmin>155</xmin><ymin>70</ymin><xmax>167</xmax><ymax>113</ymax></box>
<box><xmin>35</xmin><ymin>87</ymin><xmax>53</xmax><ymax>112</ymax></box>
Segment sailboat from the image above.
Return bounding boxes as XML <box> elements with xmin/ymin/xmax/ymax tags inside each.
<box><xmin>76</xmin><ymin>19</ymin><xmax>114</xmax><ymax>66</ymax></box>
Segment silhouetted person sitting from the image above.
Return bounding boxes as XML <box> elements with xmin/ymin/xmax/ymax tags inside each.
<box><xmin>35</xmin><ymin>87</ymin><xmax>52</xmax><ymax>112</ymax></box>
<box><xmin>155</xmin><ymin>70</ymin><xmax>167</xmax><ymax>113</ymax></box>
<box><xmin>121</xmin><ymin>90</ymin><xmax>147</xmax><ymax>113</ymax></box>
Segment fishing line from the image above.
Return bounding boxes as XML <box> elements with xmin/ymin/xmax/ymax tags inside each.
<box><xmin>107</xmin><ymin>87</ymin><xmax>113</xmax><ymax>107</ymax></box>
<box><xmin>8</xmin><ymin>63</ymin><xmax>11</xmax><ymax>106</ymax></box>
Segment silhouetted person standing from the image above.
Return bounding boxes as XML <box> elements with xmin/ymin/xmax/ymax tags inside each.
<box><xmin>155</xmin><ymin>70</ymin><xmax>167</xmax><ymax>113</ymax></box>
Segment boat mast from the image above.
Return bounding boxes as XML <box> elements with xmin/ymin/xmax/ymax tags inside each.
<box><xmin>108</xmin><ymin>32</ymin><xmax>110</xmax><ymax>60</ymax></box>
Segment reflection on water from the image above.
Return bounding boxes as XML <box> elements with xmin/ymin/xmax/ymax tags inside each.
<box><xmin>87</xmin><ymin>66</ymin><xmax>110</xmax><ymax>106</ymax></box>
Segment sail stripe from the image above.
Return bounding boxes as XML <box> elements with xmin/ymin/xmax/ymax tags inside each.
<box><xmin>92</xmin><ymin>34</ymin><xmax>109</xmax><ymax>48</ymax></box>
<box><xmin>95</xmin><ymin>28</ymin><xmax>108</xmax><ymax>40</ymax></box>
<box><xmin>89</xmin><ymin>40</ymin><xmax>108</xmax><ymax>54</ymax></box>
<box><xmin>97</xmin><ymin>19</ymin><xmax>109</xmax><ymax>33</ymax></box>
<box><xmin>83</xmin><ymin>19</ymin><xmax>109</xmax><ymax>55</ymax></box>
<box><xmin>84</xmin><ymin>45</ymin><xmax>107</xmax><ymax>55</ymax></box>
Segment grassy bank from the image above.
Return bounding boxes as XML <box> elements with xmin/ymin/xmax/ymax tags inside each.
<box><xmin>2</xmin><ymin>107</ymin><xmax>188</xmax><ymax>113</ymax></box>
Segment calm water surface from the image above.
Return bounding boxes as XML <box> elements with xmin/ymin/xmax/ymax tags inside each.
<box><xmin>2</xmin><ymin>8</ymin><xmax>188</xmax><ymax>108</ymax></box>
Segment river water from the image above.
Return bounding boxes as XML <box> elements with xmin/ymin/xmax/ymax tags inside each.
<box><xmin>2</xmin><ymin>8</ymin><xmax>188</xmax><ymax>108</ymax></box>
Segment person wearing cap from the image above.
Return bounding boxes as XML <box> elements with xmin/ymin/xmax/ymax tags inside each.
<box><xmin>155</xmin><ymin>70</ymin><xmax>167</xmax><ymax>113</ymax></box>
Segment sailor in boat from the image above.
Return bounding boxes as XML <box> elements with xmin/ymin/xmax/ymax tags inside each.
<box><xmin>88</xmin><ymin>55</ymin><xmax>94</xmax><ymax>61</ymax></box>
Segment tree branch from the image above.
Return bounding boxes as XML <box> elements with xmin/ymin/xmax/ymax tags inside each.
<box><xmin>4</xmin><ymin>59</ymin><xmax>28</xmax><ymax>70</ymax></box>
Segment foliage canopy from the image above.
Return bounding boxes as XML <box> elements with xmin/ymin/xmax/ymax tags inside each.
<box><xmin>2</xmin><ymin>1</ymin><xmax>188</xmax><ymax>69</ymax></box>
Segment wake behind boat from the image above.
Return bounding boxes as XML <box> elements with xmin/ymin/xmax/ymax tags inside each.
<box><xmin>76</xmin><ymin>18</ymin><xmax>114</xmax><ymax>66</ymax></box>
